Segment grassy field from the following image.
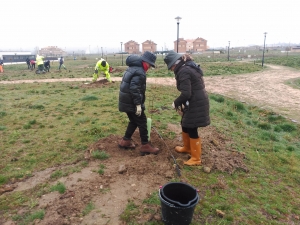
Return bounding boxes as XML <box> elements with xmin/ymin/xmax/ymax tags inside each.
<box><xmin>0</xmin><ymin>55</ymin><xmax>263</xmax><ymax>81</ymax></box>
<box><xmin>265</xmin><ymin>55</ymin><xmax>300</xmax><ymax>70</ymax></box>
<box><xmin>0</xmin><ymin>58</ymin><xmax>300</xmax><ymax>224</ymax></box>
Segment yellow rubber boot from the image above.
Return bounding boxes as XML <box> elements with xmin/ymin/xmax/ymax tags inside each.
<box><xmin>175</xmin><ymin>132</ymin><xmax>191</xmax><ymax>153</ymax></box>
<box><xmin>184</xmin><ymin>137</ymin><xmax>201</xmax><ymax>166</ymax></box>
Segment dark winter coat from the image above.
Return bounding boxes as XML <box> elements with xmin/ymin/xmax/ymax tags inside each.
<box><xmin>173</xmin><ymin>60</ymin><xmax>210</xmax><ymax>128</ymax></box>
<box><xmin>119</xmin><ymin>55</ymin><xmax>146</xmax><ymax>113</ymax></box>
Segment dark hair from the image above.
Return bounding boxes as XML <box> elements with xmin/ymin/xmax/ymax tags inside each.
<box><xmin>101</xmin><ymin>61</ymin><xmax>107</xmax><ymax>67</ymax></box>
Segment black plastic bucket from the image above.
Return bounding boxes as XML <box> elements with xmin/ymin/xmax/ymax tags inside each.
<box><xmin>159</xmin><ymin>182</ymin><xmax>200</xmax><ymax>225</ymax></box>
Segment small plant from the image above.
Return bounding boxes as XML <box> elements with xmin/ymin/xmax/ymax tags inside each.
<box><xmin>82</xmin><ymin>202</ymin><xmax>95</xmax><ymax>216</ymax></box>
<box><xmin>92</xmin><ymin>150</ymin><xmax>110</xmax><ymax>160</ymax></box>
<box><xmin>120</xmin><ymin>200</ymin><xmax>139</xmax><ymax>222</ymax></box>
<box><xmin>50</xmin><ymin>182</ymin><xmax>66</xmax><ymax>194</ymax></box>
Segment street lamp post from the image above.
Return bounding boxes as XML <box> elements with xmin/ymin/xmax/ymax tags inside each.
<box><xmin>227</xmin><ymin>41</ymin><xmax>230</xmax><ymax>61</ymax></box>
<box><xmin>120</xmin><ymin>42</ymin><xmax>123</xmax><ymax>66</ymax></box>
<box><xmin>262</xmin><ymin>32</ymin><xmax>267</xmax><ymax>67</ymax></box>
<box><xmin>175</xmin><ymin>16</ymin><xmax>182</xmax><ymax>53</ymax></box>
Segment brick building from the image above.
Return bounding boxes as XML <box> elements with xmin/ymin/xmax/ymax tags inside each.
<box><xmin>173</xmin><ymin>37</ymin><xmax>208</xmax><ymax>53</ymax></box>
<box><xmin>142</xmin><ymin>40</ymin><xmax>157</xmax><ymax>53</ymax></box>
<box><xmin>124</xmin><ymin>40</ymin><xmax>140</xmax><ymax>54</ymax></box>
<box><xmin>38</xmin><ymin>46</ymin><xmax>66</xmax><ymax>57</ymax></box>
<box><xmin>193</xmin><ymin>37</ymin><xmax>207</xmax><ymax>53</ymax></box>
<box><xmin>174</xmin><ymin>38</ymin><xmax>187</xmax><ymax>53</ymax></box>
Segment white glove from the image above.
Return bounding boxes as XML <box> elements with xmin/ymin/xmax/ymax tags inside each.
<box><xmin>135</xmin><ymin>105</ymin><xmax>142</xmax><ymax>116</ymax></box>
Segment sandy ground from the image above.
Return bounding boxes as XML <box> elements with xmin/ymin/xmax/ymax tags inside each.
<box><xmin>1</xmin><ymin>64</ymin><xmax>299</xmax><ymax>122</ymax></box>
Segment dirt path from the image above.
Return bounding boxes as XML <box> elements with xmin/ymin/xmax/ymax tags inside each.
<box><xmin>1</xmin><ymin>64</ymin><xmax>299</xmax><ymax>122</ymax></box>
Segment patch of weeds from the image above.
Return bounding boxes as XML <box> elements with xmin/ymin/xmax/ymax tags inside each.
<box><xmin>23</xmin><ymin>124</ymin><xmax>32</xmax><ymax>129</ymax></box>
<box><xmin>50</xmin><ymin>182</ymin><xmax>66</xmax><ymax>194</ymax></box>
<box><xmin>29</xmin><ymin>104</ymin><xmax>45</xmax><ymax>110</ymax></box>
<box><xmin>0</xmin><ymin>111</ymin><xmax>7</xmax><ymax>118</ymax></box>
<box><xmin>81</xmin><ymin>95</ymin><xmax>98</xmax><ymax>101</ymax></box>
<box><xmin>268</xmin><ymin>114</ymin><xmax>284</xmax><ymax>122</ymax></box>
<box><xmin>287</xmin><ymin>146</ymin><xmax>295</xmax><ymax>152</ymax></box>
<box><xmin>257</xmin><ymin>122</ymin><xmax>271</xmax><ymax>130</ymax></box>
<box><xmin>0</xmin><ymin>175</ymin><xmax>8</xmax><ymax>185</ymax></box>
<box><xmin>259</xmin><ymin>131</ymin><xmax>279</xmax><ymax>141</ymax></box>
<box><xmin>81</xmin><ymin>161</ymin><xmax>89</xmax><ymax>167</ymax></box>
<box><xmin>120</xmin><ymin>200</ymin><xmax>139</xmax><ymax>222</ymax></box>
<box><xmin>274</xmin><ymin>125</ymin><xmax>282</xmax><ymax>132</ymax></box>
<box><xmin>279</xmin><ymin>123</ymin><xmax>297</xmax><ymax>132</ymax></box>
<box><xmin>143</xmin><ymin>192</ymin><xmax>160</xmax><ymax>205</ymax></box>
<box><xmin>28</xmin><ymin>119</ymin><xmax>37</xmax><ymax>125</ymax></box>
<box><xmin>82</xmin><ymin>202</ymin><xmax>95</xmax><ymax>216</ymax></box>
<box><xmin>210</xmin><ymin>95</ymin><xmax>225</xmax><ymax>103</ymax></box>
<box><xmin>13</xmin><ymin>210</ymin><xmax>45</xmax><ymax>224</ymax></box>
<box><xmin>98</xmin><ymin>164</ymin><xmax>105</xmax><ymax>175</ymax></box>
<box><xmin>233</xmin><ymin>102</ymin><xmax>246</xmax><ymax>112</ymax></box>
<box><xmin>0</xmin><ymin>125</ymin><xmax>6</xmax><ymax>130</ymax></box>
<box><xmin>50</xmin><ymin>170</ymin><xmax>64</xmax><ymax>179</ymax></box>
<box><xmin>92</xmin><ymin>150</ymin><xmax>110</xmax><ymax>160</ymax></box>
<box><xmin>83</xmin><ymin>127</ymin><xmax>105</xmax><ymax>138</ymax></box>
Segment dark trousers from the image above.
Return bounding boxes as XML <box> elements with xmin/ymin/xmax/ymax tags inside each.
<box><xmin>124</xmin><ymin>111</ymin><xmax>148</xmax><ymax>144</ymax></box>
<box><xmin>45</xmin><ymin>65</ymin><xmax>50</xmax><ymax>72</ymax></box>
<box><xmin>182</xmin><ymin>126</ymin><xmax>199</xmax><ymax>139</ymax></box>
<box><xmin>31</xmin><ymin>64</ymin><xmax>35</xmax><ymax>69</ymax></box>
<box><xmin>27</xmin><ymin>63</ymin><xmax>30</xmax><ymax>69</ymax></box>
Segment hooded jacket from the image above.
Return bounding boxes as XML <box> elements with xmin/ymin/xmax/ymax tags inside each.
<box><xmin>119</xmin><ymin>55</ymin><xmax>146</xmax><ymax>113</ymax></box>
<box><xmin>174</xmin><ymin>60</ymin><xmax>210</xmax><ymax>128</ymax></box>
<box><xmin>36</xmin><ymin>55</ymin><xmax>44</xmax><ymax>66</ymax></box>
<box><xmin>95</xmin><ymin>58</ymin><xmax>110</xmax><ymax>76</ymax></box>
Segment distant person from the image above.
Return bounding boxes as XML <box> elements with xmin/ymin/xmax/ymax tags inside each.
<box><xmin>93</xmin><ymin>58</ymin><xmax>111</xmax><ymax>82</ymax></box>
<box><xmin>30</xmin><ymin>60</ymin><xmax>36</xmax><ymax>70</ymax></box>
<box><xmin>26</xmin><ymin>57</ymin><xmax>31</xmax><ymax>69</ymax></box>
<box><xmin>59</xmin><ymin>56</ymin><xmax>67</xmax><ymax>71</ymax></box>
<box><xmin>36</xmin><ymin>55</ymin><xmax>45</xmax><ymax>73</ymax></box>
<box><xmin>44</xmin><ymin>60</ymin><xmax>50</xmax><ymax>72</ymax></box>
<box><xmin>0</xmin><ymin>60</ymin><xmax>4</xmax><ymax>73</ymax></box>
<box><xmin>118</xmin><ymin>51</ymin><xmax>159</xmax><ymax>155</ymax></box>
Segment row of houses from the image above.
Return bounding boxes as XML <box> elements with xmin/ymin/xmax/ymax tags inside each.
<box><xmin>125</xmin><ymin>37</ymin><xmax>208</xmax><ymax>54</ymax></box>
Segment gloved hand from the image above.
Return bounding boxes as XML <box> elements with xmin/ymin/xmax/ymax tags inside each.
<box><xmin>94</xmin><ymin>69</ymin><xmax>98</xmax><ymax>74</ymax></box>
<box><xmin>135</xmin><ymin>105</ymin><xmax>142</xmax><ymax>116</ymax></box>
<box><xmin>172</xmin><ymin>102</ymin><xmax>175</xmax><ymax>109</ymax></box>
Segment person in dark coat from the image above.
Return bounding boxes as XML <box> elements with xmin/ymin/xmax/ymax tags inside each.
<box><xmin>118</xmin><ymin>51</ymin><xmax>159</xmax><ymax>155</ymax></box>
<box><xmin>164</xmin><ymin>51</ymin><xmax>210</xmax><ymax>166</ymax></box>
<box><xmin>44</xmin><ymin>60</ymin><xmax>50</xmax><ymax>72</ymax></box>
<box><xmin>26</xmin><ymin>57</ymin><xmax>31</xmax><ymax>69</ymax></box>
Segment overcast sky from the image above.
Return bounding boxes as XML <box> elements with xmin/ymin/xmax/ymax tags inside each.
<box><xmin>1</xmin><ymin>0</ymin><xmax>299</xmax><ymax>53</ymax></box>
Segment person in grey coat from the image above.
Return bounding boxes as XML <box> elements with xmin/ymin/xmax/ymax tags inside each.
<box><xmin>164</xmin><ymin>51</ymin><xmax>210</xmax><ymax>166</ymax></box>
<box><xmin>118</xmin><ymin>51</ymin><xmax>160</xmax><ymax>155</ymax></box>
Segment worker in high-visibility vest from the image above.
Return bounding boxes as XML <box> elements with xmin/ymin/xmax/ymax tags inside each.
<box><xmin>36</xmin><ymin>55</ymin><xmax>45</xmax><ymax>73</ymax></box>
<box><xmin>93</xmin><ymin>58</ymin><xmax>111</xmax><ymax>82</ymax></box>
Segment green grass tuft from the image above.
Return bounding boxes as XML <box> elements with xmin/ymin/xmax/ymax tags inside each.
<box><xmin>92</xmin><ymin>150</ymin><xmax>110</xmax><ymax>160</ymax></box>
<box><xmin>50</xmin><ymin>182</ymin><xmax>66</xmax><ymax>194</ymax></box>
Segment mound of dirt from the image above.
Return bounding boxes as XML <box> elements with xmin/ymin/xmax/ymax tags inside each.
<box><xmin>80</xmin><ymin>79</ymin><xmax>115</xmax><ymax>88</ymax></box>
<box><xmin>2</xmin><ymin>126</ymin><xmax>247</xmax><ymax>225</ymax></box>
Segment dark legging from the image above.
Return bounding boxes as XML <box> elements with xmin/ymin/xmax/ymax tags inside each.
<box><xmin>182</xmin><ymin>126</ymin><xmax>199</xmax><ymax>139</ymax></box>
<box><xmin>124</xmin><ymin>111</ymin><xmax>148</xmax><ymax>144</ymax></box>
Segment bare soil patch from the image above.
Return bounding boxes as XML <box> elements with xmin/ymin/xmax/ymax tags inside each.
<box><xmin>1</xmin><ymin>124</ymin><xmax>246</xmax><ymax>224</ymax></box>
